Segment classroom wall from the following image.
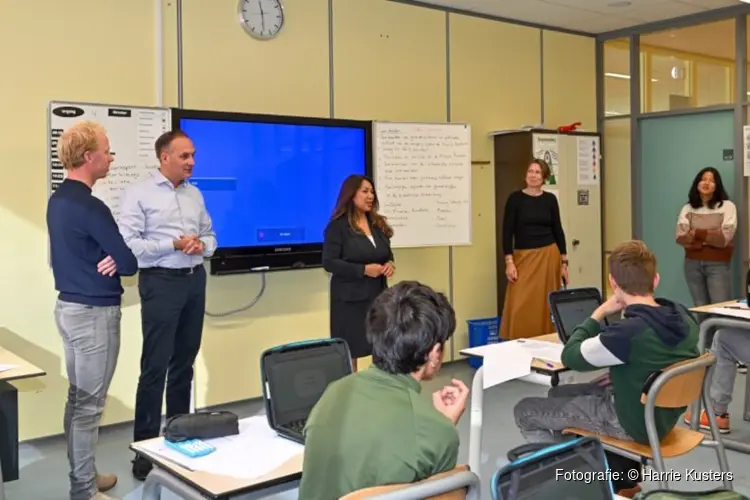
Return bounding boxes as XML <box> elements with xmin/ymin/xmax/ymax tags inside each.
<box><xmin>0</xmin><ymin>0</ymin><xmax>595</xmax><ymax>440</ymax></box>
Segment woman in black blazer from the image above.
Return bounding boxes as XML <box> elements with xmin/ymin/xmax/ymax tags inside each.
<box><xmin>323</xmin><ymin>174</ymin><xmax>395</xmax><ymax>371</ymax></box>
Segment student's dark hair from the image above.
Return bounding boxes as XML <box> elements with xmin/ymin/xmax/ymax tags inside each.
<box><xmin>365</xmin><ymin>281</ymin><xmax>456</xmax><ymax>374</ymax></box>
<box><xmin>155</xmin><ymin>130</ymin><xmax>190</xmax><ymax>160</ymax></box>
<box><xmin>688</xmin><ymin>166</ymin><xmax>728</xmax><ymax>209</ymax></box>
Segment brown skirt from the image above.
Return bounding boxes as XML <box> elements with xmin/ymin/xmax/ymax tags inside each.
<box><xmin>500</xmin><ymin>243</ymin><xmax>562</xmax><ymax>341</ymax></box>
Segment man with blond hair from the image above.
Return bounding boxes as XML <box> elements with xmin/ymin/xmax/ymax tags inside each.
<box><xmin>46</xmin><ymin>120</ymin><xmax>138</xmax><ymax>500</ymax></box>
<box><xmin>513</xmin><ymin>240</ymin><xmax>699</xmax><ymax>497</ymax></box>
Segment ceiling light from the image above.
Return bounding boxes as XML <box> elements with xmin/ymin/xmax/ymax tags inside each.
<box><xmin>605</xmin><ymin>72</ymin><xmax>658</xmax><ymax>83</ymax></box>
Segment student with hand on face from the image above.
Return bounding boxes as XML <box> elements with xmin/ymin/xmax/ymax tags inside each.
<box><xmin>513</xmin><ymin>240</ymin><xmax>699</xmax><ymax>498</ymax></box>
<box><xmin>323</xmin><ymin>174</ymin><xmax>395</xmax><ymax>371</ymax></box>
<box><xmin>299</xmin><ymin>281</ymin><xmax>469</xmax><ymax>500</ymax></box>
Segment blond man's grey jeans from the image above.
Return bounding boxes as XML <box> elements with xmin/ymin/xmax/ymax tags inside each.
<box><xmin>54</xmin><ymin>299</ymin><xmax>121</xmax><ymax>500</ymax></box>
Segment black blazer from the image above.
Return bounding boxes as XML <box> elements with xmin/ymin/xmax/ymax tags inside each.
<box><xmin>322</xmin><ymin>215</ymin><xmax>393</xmax><ymax>302</ymax></box>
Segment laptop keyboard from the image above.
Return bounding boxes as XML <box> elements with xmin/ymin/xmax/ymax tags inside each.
<box><xmin>286</xmin><ymin>418</ymin><xmax>307</xmax><ymax>433</ymax></box>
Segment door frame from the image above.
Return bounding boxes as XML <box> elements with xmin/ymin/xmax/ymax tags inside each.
<box><xmin>596</xmin><ymin>19</ymin><xmax>749</xmax><ymax>284</ymax></box>
<box><xmin>638</xmin><ymin>110</ymin><xmax>740</xmax><ymax>300</ymax></box>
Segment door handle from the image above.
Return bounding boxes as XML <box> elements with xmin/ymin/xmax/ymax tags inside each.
<box><xmin>572</xmin><ymin>239</ymin><xmax>580</xmax><ymax>247</ymax></box>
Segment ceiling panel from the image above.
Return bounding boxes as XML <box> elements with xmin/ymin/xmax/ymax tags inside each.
<box><xmin>410</xmin><ymin>0</ymin><xmax>743</xmax><ymax>34</ymax></box>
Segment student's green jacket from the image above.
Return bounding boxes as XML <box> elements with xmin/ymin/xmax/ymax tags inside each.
<box><xmin>561</xmin><ymin>299</ymin><xmax>699</xmax><ymax>444</ymax></box>
<box><xmin>298</xmin><ymin>366</ymin><xmax>459</xmax><ymax>500</ymax></box>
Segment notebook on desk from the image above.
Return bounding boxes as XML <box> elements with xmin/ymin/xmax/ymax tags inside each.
<box><xmin>260</xmin><ymin>338</ymin><xmax>353</xmax><ymax>445</ymax></box>
<box><xmin>549</xmin><ymin>287</ymin><xmax>613</xmax><ymax>344</ymax></box>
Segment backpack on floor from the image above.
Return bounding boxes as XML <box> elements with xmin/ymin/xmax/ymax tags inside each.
<box><xmin>491</xmin><ymin>437</ymin><xmax>614</xmax><ymax>500</ymax></box>
<box><xmin>634</xmin><ymin>491</ymin><xmax>749</xmax><ymax>500</ymax></box>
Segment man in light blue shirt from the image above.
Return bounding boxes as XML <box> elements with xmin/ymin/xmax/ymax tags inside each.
<box><xmin>118</xmin><ymin>130</ymin><xmax>217</xmax><ymax>480</ymax></box>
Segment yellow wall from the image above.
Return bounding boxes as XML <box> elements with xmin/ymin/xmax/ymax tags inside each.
<box><xmin>0</xmin><ymin>0</ymin><xmax>596</xmax><ymax>440</ymax></box>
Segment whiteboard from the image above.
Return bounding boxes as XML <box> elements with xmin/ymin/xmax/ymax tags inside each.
<box><xmin>373</xmin><ymin>121</ymin><xmax>472</xmax><ymax>248</ymax></box>
<box><xmin>48</xmin><ymin>101</ymin><xmax>172</xmax><ymax>221</ymax></box>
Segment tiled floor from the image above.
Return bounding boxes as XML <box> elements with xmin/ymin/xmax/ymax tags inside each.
<box><xmin>5</xmin><ymin>360</ymin><xmax>750</xmax><ymax>499</ymax></box>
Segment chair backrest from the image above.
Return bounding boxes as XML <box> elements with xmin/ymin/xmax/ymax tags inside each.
<box><xmin>340</xmin><ymin>465</ymin><xmax>471</xmax><ymax>500</ymax></box>
<box><xmin>640</xmin><ymin>352</ymin><xmax>715</xmax><ymax>408</ymax></box>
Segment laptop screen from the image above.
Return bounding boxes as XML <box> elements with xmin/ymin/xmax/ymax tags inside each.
<box><xmin>555</xmin><ymin>298</ymin><xmax>602</xmax><ymax>338</ymax></box>
<box><xmin>267</xmin><ymin>349</ymin><xmax>350</xmax><ymax>425</ymax></box>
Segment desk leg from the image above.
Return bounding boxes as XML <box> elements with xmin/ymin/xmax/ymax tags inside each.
<box><xmin>468</xmin><ymin>366</ymin><xmax>483</xmax><ymax>480</ymax></box>
<box><xmin>142</xmin><ymin>467</ymin><xmax>207</xmax><ymax>500</ymax></box>
<box><xmin>0</xmin><ymin>381</ymin><xmax>18</xmax><ymax>484</ymax></box>
<box><xmin>744</xmin><ymin>370</ymin><xmax>750</xmax><ymax>422</ymax></box>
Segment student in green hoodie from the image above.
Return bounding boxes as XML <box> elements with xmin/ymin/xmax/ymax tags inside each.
<box><xmin>513</xmin><ymin>240</ymin><xmax>699</xmax><ymax>497</ymax></box>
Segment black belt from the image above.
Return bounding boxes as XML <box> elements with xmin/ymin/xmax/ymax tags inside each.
<box><xmin>139</xmin><ymin>265</ymin><xmax>203</xmax><ymax>276</ymax></box>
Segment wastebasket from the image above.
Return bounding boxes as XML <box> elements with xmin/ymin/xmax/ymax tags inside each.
<box><xmin>466</xmin><ymin>316</ymin><xmax>501</xmax><ymax>369</ymax></box>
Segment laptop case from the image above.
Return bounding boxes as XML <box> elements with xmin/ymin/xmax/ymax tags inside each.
<box><xmin>492</xmin><ymin>437</ymin><xmax>614</xmax><ymax>500</ymax></box>
<box><xmin>260</xmin><ymin>338</ymin><xmax>353</xmax><ymax>444</ymax></box>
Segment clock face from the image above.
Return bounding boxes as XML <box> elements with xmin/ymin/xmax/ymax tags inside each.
<box><xmin>238</xmin><ymin>0</ymin><xmax>284</xmax><ymax>40</ymax></box>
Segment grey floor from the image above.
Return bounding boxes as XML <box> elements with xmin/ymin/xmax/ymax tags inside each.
<box><xmin>6</xmin><ymin>360</ymin><xmax>750</xmax><ymax>499</ymax></box>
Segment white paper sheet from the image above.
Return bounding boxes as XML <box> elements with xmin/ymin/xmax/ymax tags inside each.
<box><xmin>483</xmin><ymin>342</ymin><xmax>533</xmax><ymax>389</ymax></box>
<box><xmin>0</xmin><ymin>364</ymin><xmax>18</xmax><ymax>373</ymax></box>
<box><xmin>709</xmin><ymin>306</ymin><xmax>750</xmax><ymax>320</ymax></box>
<box><xmin>138</xmin><ymin>415</ymin><xmax>303</xmax><ymax>480</ymax></box>
<box><xmin>517</xmin><ymin>339</ymin><xmax>564</xmax><ymax>363</ymax></box>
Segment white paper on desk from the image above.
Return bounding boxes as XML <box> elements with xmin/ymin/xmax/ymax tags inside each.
<box><xmin>139</xmin><ymin>415</ymin><xmax>303</xmax><ymax>480</ymax></box>
<box><xmin>517</xmin><ymin>339</ymin><xmax>564</xmax><ymax>363</ymax></box>
<box><xmin>709</xmin><ymin>306</ymin><xmax>750</xmax><ymax>320</ymax></box>
<box><xmin>0</xmin><ymin>364</ymin><xmax>18</xmax><ymax>373</ymax></box>
<box><xmin>483</xmin><ymin>342</ymin><xmax>533</xmax><ymax>389</ymax></box>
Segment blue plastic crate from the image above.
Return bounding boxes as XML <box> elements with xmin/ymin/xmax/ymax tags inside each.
<box><xmin>467</xmin><ymin>316</ymin><xmax>501</xmax><ymax>369</ymax></box>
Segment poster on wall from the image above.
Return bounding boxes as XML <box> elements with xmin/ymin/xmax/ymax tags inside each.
<box><xmin>532</xmin><ymin>134</ymin><xmax>560</xmax><ymax>185</ymax></box>
<box><xmin>743</xmin><ymin>125</ymin><xmax>750</xmax><ymax>177</ymax></box>
<box><xmin>576</xmin><ymin>136</ymin><xmax>600</xmax><ymax>186</ymax></box>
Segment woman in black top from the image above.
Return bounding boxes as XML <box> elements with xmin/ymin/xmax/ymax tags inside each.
<box><xmin>500</xmin><ymin>158</ymin><xmax>568</xmax><ymax>340</ymax></box>
<box><xmin>323</xmin><ymin>174</ymin><xmax>395</xmax><ymax>371</ymax></box>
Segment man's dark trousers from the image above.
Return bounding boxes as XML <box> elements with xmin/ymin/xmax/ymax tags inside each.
<box><xmin>133</xmin><ymin>265</ymin><xmax>206</xmax><ymax>442</ymax></box>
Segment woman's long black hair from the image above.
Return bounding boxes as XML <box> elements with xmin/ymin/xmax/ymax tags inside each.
<box><xmin>688</xmin><ymin>167</ymin><xmax>728</xmax><ymax>209</ymax></box>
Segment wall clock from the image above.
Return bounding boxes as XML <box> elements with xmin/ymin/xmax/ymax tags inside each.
<box><xmin>238</xmin><ymin>0</ymin><xmax>284</xmax><ymax>40</ymax></box>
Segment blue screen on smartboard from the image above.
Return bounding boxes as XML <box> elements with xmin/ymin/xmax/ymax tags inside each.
<box><xmin>178</xmin><ymin>118</ymin><xmax>367</xmax><ymax>249</ymax></box>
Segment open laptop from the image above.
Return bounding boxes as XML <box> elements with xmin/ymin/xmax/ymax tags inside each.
<box><xmin>260</xmin><ymin>338</ymin><xmax>352</xmax><ymax>444</ymax></box>
<box><xmin>548</xmin><ymin>287</ymin><xmax>611</xmax><ymax>344</ymax></box>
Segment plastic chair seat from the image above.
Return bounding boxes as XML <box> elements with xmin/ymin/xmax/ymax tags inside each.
<box><xmin>563</xmin><ymin>426</ymin><xmax>704</xmax><ymax>458</ymax></box>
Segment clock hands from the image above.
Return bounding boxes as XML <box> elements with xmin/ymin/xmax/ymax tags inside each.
<box><xmin>258</xmin><ymin>0</ymin><xmax>266</xmax><ymax>34</ymax></box>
